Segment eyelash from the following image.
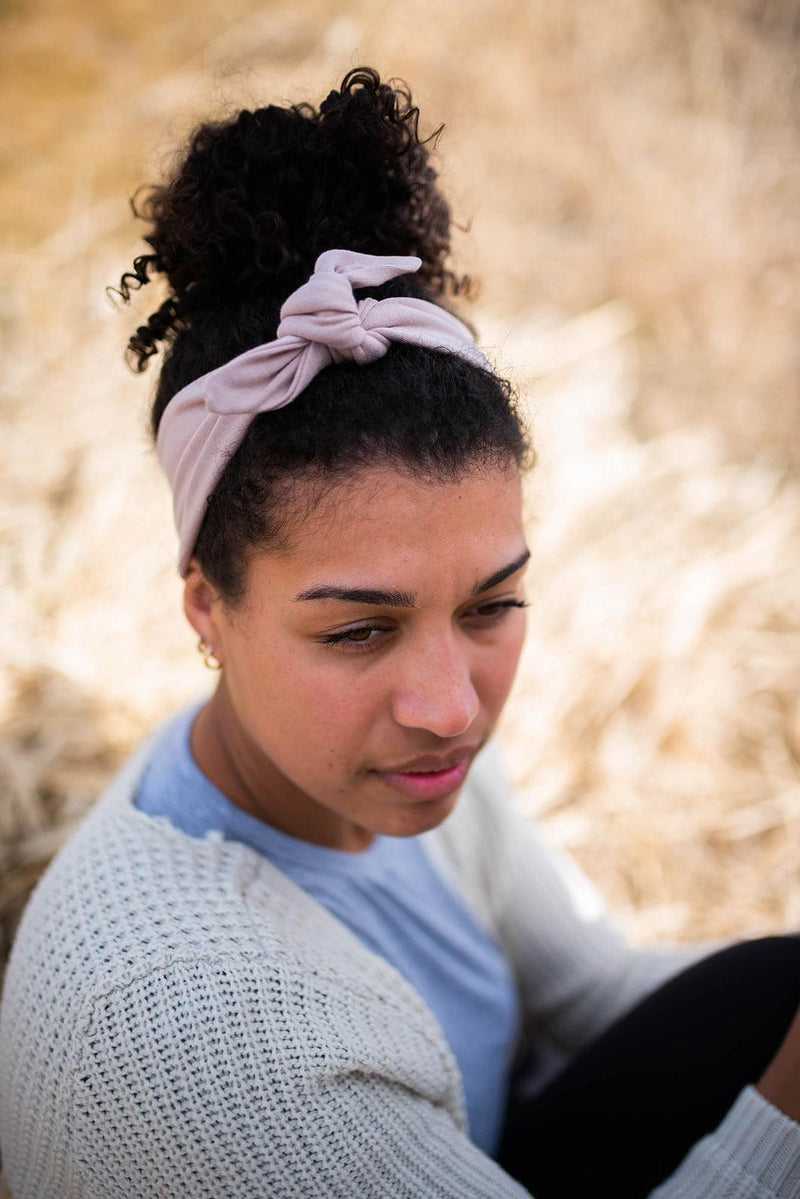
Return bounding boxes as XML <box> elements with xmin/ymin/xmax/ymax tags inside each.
<box><xmin>316</xmin><ymin>600</ymin><xmax>529</xmax><ymax>655</ymax></box>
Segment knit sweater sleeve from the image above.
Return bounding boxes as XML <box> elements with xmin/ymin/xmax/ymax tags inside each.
<box><xmin>67</xmin><ymin>954</ymin><xmax>531</xmax><ymax>1199</ymax></box>
<box><xmin>648</xmin><ymin>1087</ymin><xmax>800</xmax><ymax>1199</ymax></box>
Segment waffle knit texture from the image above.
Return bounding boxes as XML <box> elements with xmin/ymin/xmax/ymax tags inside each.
<box><xmin>133</xmin><ymin>705</ymin><xmax>521</xmax><ymax>1156</ymax></box>
<box><xmin>1</xmin><ymin>727</ymin><xmax>799</xmax><ymax>1198</ymax></box>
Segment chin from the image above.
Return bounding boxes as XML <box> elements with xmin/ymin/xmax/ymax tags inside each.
<box><xmin>379</xmin><ymin>791</ymin><xmax>462</xmax><ymax>838</ymax></box>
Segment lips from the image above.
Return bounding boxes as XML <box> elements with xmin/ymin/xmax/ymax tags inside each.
<box><xmin>380</xmin><ymin>746</ymin><xmax>480</xmax><ymax>774</ymax></box>
<box><xmin>371</xmin><ymin>746</ymin><xmax>478</xmax><ymax>802</ymax></box>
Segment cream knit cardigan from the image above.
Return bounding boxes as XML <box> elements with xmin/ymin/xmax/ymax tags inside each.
<box><xmin>1</xmin><ymin>729</ymin><xmax>799</xmax><ymax>1198</ymax></box>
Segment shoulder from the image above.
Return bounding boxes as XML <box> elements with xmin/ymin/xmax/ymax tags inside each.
<box><xmin>2</xmin><ymin>708</ymin><xmax>472</xmax><ymax>1009</ymax></box>
<box><xmin>0</xmin><ymin>725</ymin><xmax>463</xmax><ymax>1173</ymax></box>
<box><xmin>3</xmin><ymin>717</ymin><xmax>407</xmax><ymax>1022</ymax></box>
<box><xmin>0</xmin><ymin>773</ymin><xmax>468</xmax><ymax>1199</ymax></box>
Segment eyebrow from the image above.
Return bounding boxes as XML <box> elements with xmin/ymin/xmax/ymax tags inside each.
<box><xmin>471</xmin><ymin>548</ymin><xmax>531</xmax><ymax>596</ymax></box>
<box><xmin>294</xmin><ymin>548</ymin><xmax>531</xmax><ymax>608</ymax></box>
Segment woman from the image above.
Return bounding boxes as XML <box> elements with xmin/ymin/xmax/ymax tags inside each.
<box><xmin>1</xmin><ymin>68</ymin><xmax>799</xmax><ymax>1198</ymax></box>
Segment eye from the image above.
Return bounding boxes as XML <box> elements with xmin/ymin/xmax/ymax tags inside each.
<box><xmin>463</xmin><ymin>598</ymin><xmax>529</xmax><ymax>624</ymax></box>
<box><xmin>316</xmin><ymin>623</ymin><xmax>394</xmax><ymax>654</ymax></box>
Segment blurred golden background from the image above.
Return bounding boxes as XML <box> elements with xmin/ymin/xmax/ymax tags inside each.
<box><xmin>2</xmin><ymin>0</ymin><xmax>799</xmax><ymax>971</ymax></box>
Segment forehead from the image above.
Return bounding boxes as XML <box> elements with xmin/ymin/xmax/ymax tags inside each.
<box><xmin>248</xmin><ymin>462</ymin><xmax>525</xmax><ymax>594</ymax></box>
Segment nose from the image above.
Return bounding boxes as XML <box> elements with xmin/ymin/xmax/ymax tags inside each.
<box><xmin>391</xmin><ymin>632</ymin><xmax>480</xmax><ymax>738</ymax></box>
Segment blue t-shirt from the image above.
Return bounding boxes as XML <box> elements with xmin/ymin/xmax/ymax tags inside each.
<box><xmin>133</xmin><ymin>706</ymin><xmax>520</xmax><ymax>1155</ymax></box>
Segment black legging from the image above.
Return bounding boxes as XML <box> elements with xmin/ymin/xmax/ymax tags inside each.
<box><xmin>497</xmin><ymin>935</ymin><xmax>800</xmax><ymax>1198</ymax></box>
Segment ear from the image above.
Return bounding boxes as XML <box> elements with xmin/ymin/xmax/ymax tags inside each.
<box><xmin>183</xmin><ymin>558</ymin><xmax>223</xmax><ymax>650</ymax></box>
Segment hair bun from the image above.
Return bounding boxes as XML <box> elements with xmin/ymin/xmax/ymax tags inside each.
<box><xmin>118</xmin><ymin>67</ymin><xmax>458</xmax><ymax>372</ymax></box>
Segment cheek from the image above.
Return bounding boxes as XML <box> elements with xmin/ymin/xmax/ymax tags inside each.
<box><xmin>234</xmin><ymin>640</ymin><xmax>383</xmax><ymax>750</ymax></box>
<box><xmin>478</xmin><ymin>622</ymin><xmax>526</xmax><ymax>709</ymax></box>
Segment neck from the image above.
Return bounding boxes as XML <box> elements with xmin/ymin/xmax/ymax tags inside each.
<box><xmin>189</xmin><ymin>685</ymin><xmax>375</xmax><ymax>853</ymax></box>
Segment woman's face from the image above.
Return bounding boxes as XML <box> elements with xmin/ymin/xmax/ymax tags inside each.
<box><xmin>186</xmin><ymin>461</ymin><xmax>529</xmax><ymax>850</ymax></box>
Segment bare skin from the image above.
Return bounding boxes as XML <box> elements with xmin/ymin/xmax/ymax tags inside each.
<box><xmin>184</xmin><ymin>462</ymin><xmax>529</xmax><ymax>852</ymax></box>
<box><xmin>757</xmin><ymin>1002</ymin><xmax>800</xmax><ymax>1122</ymax></box>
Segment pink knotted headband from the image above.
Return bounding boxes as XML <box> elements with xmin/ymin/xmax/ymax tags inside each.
<box><xmin>156</xmin><ymin>248</ymin><xmax>491</xmax><ymax>575</ymax></box>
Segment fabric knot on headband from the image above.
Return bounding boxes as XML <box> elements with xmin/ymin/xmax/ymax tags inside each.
<box><xmin>277</xmin><ymin>250</ymin><xmax>420</xmax><ymax>365</ymax></box>
<box><xmin>157</xmin><ymin>248</ymin><xmax>491</xmax><ymax>575</ymax></box>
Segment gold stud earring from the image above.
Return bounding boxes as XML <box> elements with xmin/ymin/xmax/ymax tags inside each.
<box><xmin>197</xmin><ymin>638</ymin><xmax>222</xmax><ymax>671</ymax></box>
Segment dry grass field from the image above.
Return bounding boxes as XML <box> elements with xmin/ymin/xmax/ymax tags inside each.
<box><xmin>1</xmin><ymin>0</ymin><xmax>799</xmax><ymax>971</ymax></box>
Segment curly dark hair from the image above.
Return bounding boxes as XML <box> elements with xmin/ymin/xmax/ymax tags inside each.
<box><xmin>117</xmin><ymin>67</ymin><xmax>530</xmax><ymax>601</ymax></box>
